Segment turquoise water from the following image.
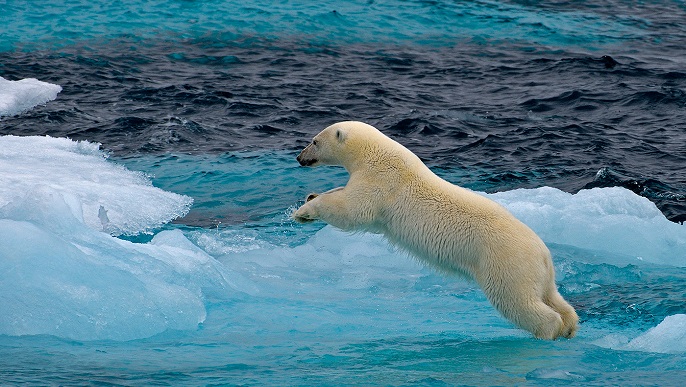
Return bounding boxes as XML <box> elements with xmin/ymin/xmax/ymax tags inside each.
<box><xmin>1</xmin><ymin>0</ymin><xmax>644</xmax><ymax>51</ymax></box>
<box><xmin>2</xmin><ymin>0</ymin><xmax>686</xmax><ymax>385</ymax></box>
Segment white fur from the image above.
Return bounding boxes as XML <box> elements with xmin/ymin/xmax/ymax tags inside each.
<box><xmin>293</xmin><ymin>121</ymin><xmax>579</xmax><ymax>339</ymax></box>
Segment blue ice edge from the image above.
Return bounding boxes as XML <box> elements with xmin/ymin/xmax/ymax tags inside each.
<box><xmin>0</xmin><ymin>135</ymin><xmax>684</xmax><ymax>356</ymax></box>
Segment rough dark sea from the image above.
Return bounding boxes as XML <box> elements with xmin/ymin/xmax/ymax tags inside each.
<box><xmin>1</xmin><ymin>1</ymin><xmax>685</xmax><ymax>386</ymax></box>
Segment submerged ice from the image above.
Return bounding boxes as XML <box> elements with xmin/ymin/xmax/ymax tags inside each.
<box><xmin>0</xmin><ymin>76</ymin><xmax>61</xmax><ymax>117</ymax></box>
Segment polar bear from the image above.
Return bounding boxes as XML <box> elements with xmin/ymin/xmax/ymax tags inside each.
<box><xmin>292</xmin><ymin>121</ymin><xmax>578</xmax><ymax>340</ymax></box>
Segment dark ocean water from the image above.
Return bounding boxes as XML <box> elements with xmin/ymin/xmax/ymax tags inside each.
<box><xmin>2</xmin><ymin>28</ymin><xmax>685</xmax><ymax>222</ymax></box>
<box><xmin>1</xmin><ymin>1</ymin><xmax>686</xmax><ymax>385</ymax></box>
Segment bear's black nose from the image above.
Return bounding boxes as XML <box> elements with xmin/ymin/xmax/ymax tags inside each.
<box><xmin>298</xmin><ymin>157</ymin><xmax>316</xmax><ymax>166</ymax></box>
<box><xmin>296</xmin><ymin>150</ymin><xmax>316</xmax><ymax>166</ymax></box>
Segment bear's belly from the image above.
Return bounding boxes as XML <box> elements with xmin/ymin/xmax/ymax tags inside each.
<box><xmin>383</xmin><ymin>222</ymin><xmax>481</xmax><ymax>279</ymax></box>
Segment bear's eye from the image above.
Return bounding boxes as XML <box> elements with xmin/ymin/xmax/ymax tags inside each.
<box><xmin>312</xmin><ymin>139</ymin><xmax>318</xmax><ymax>146</ymax></box>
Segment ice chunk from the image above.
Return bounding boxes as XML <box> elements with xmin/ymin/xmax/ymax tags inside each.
<box><xmin>150</xmin><ymin>229</ymin><xmax>259</xmax><ymax>296</ymax></box>
<box><xmin>0</xmin><ymin>187</ymin><xmax>234</xmax><ymax>340</ymax></box>
<box><xmin>0</xmin><ymin>136</ymin><xmax>247</xmax><ymax>340</ymax></box>
<box><xmin>594</xmin><ymin>315</ymin><xmax>686</xmax><ymax>354</ymax></box>
<box><xmin>0</xmin><ymin>135</ymin><xmax>192</xmax><ymax>235</ymax></box>
<box><xmin>0</xmin><ymin>76</ymin><xmax>62</xmax><ymax>117</ymax></box>
<box><xmin>201</xmin><ymin>226</ymin><xmax>516</xmax><ymax>341</ymax></box>
<box><xmin>487</xmin><ymin>187</ymin><xmax>686</xmax><ymax>266</ymax></box>
<box><xmin>623</xmin><ymin>314</ymin><xmax>686</xmax><ymax>354</ymax></box>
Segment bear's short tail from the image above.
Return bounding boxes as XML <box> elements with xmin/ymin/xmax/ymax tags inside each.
<box><xmin>546</xmin><ymin>288</ymin><xmax>579</xmax><ymax>338</ymax></box>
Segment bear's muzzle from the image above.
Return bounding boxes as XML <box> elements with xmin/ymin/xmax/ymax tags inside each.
<box><xmin>296</xmin><ymin>145</ymin><xmax>317</xmax><ymax>166</ymax></box>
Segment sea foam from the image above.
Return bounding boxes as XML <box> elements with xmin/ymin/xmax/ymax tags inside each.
<box><xmin>0</xmin><ymin>77</ymin><xmax>62</xmax><ymax>117</ymax></box>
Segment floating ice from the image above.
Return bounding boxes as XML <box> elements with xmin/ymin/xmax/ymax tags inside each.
<box><xmin>594</xmin><ymin>314</ymin><xmax>686</xmax><ymax>354</ymax></box>
<box><xmin>624</xmin><ymin>314</ymin><xmax>686</xmax><ymax>353</ymax></box>
<box><xmin>192</xmin><ymin>225</ymin><xmax>519</xmax><ymax>341</ymax></box>
<box><xmin>487</xmin><ymin>187</ymin><xmax>686</xmax><ymax>266</ymax></box>
<box><xmin>2</xmin><ymin>143</ymin><xmax>684</xmax><ymax>343</ymax></box>
<box><xmin>0</xmin><ymin>136</ymin><xmax>246</xmax><ymax>340</ymax></box>
<box><xmin>0</xmin><ymin>76</ymin><xmax>62</xmax><ymax>117</ymax></box>
<box><xmin>0</xmin><ymin>135</ymin><xmax>192</xmax><ymax>235</ymax></box>
<box><xmin>0</xmin><ymin>211</ymin><xmax>246</xmax><ymax>340</ymax></box>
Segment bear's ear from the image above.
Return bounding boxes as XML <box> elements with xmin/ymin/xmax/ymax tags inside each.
<box><xmin>336</xmin><ymin>129</ymin><xmax>346</xmax><ymax>143</ymax></box>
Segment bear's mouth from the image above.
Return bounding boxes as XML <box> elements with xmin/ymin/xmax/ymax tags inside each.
<box><xmin>298</xmin><ymin>157</ymin><xmax>317</xmax><ymax>166</ymax></box>
<box><xmin>296</xmin><ymin>152</ymin><xmax>317</xmax><ymax>166</ymax></box>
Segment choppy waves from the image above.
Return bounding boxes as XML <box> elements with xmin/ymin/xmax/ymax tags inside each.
<box><xmin>2</xmin><ymin>39</ymin><xmax>685</xmax><ymax>221</ymax></box>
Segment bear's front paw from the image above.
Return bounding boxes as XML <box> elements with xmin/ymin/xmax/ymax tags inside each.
<box><xmin>293</xmin><ymin>205</ymin><xmax>316</xmax><ymax>223</ymax></box>
<box><xmin>305</xmin><ymin>193</ymin><xmax>319</xmax><ymax>202</ymax></box>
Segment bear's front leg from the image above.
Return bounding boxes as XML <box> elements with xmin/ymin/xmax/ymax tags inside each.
<box><xmin>292</xmin><ymin>186</ymin><xmax>346</xmax><ymax>224</ymax></box>
<box><xmin>293</xmin><ymin>193</ymin><xmax>320</xmax><ymax>223</ymax></box>
<box><xmin>292</xmin><ymin>186</ymin><xmax>377</xmax><ymax>231</ymax></box>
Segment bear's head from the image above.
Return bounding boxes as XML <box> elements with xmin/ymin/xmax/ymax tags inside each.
<box><xmin>296</xmin><ymin>121</ymin><xmax>381</xmax><ymax>169</ymax></box>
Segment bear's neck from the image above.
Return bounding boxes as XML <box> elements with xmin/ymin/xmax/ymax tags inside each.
<box><xmin>345</xmin><ymin>145</ymin><xmax>438</xmax><ymax>188</ymax></box>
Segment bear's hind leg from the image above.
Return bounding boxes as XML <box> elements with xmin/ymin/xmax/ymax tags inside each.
<box><xmin>517</xmin><ymin>301</ymin><xmax>565</xmax><ymax>340</ymax></box>
<box><xmin>483</xmin><ymin>285</ymin><xmax>565</xmax><ymax>340</ymax></box>
<box><xmin>545</xmin><ymin>289</ymin><xmax>579</xmax><ymax>338</ymax></box>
